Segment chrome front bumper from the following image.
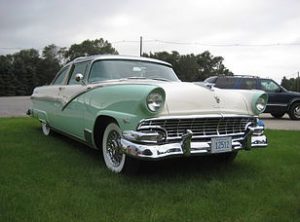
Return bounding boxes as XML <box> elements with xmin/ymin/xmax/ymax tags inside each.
<box><xmin>120</xmin><ymin>125</ymin><xmax>267</xmax><ymax>160</ymax></box>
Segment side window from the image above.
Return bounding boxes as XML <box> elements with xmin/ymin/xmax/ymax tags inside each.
<box><xmin>240</xmin><ymin>78</ymin><xmax>257</xmax><ymax>89</ymax></box>
<box><xmin>205</xmin><ymin>77</ymin><xmax>217</xmax><ymax>83</ymax></box>
<box><xmin>52</xmin><ymin>66</ymin><xmax>70</xmax><ymax>85</ymax></box>
<box><xmin>68</xmin><ymin>61</ymin><xmax>89</xmax><ymax>85</ymax></box>
<box><xmin>215</xmin><ymin>78</ymin><xmax>238</xmax><ymax>89</ymax></box>
<box><xmin>260</xmin><ymin>80</ymin><xmax>281</xmax><ymax>92</ymax></box>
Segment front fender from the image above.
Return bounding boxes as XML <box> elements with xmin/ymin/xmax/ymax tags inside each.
<box><xmin>83</xmin><ymin>84</ymin><xmax>165</xmax><ymax>133</ymax></box>
<box><xmin>288</xmin><ymin>98</ymin><xmax>300</xmax><ymax>110</ymax></box>
<box><xmin>94</xmin><ymin>110</ymin><xmax>141</xmax><ymax>131</ymax></box>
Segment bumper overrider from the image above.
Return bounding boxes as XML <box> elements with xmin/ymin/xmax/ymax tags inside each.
<box><xmin>120</xmin><ymin>118</ymin><xmax>268</xmax><ymax>160</ymax></box>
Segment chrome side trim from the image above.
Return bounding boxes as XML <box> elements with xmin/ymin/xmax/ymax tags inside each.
<box><xmin>267</xmin><ymin>103</ymin><xmax>288</xmax><ymax>107</ymax></box>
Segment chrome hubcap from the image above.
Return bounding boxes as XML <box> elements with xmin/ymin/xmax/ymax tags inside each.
<box><xmin>106</xmin><ymin>130</ymin><xmax>122</xmax><ymax>167</ymax></box>
<box><xmin>294</xmin><ymin>105</ymin><xmax>300</xmax><ymax>118</ymax></box>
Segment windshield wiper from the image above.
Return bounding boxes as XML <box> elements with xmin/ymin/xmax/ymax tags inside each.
<box><xmin>150</xmin><ymin>77</ymin><xmax>169</xmax><ymax>82</ymax></box>
<box><xmin>126</xmin><ymin>76</ymin><xmax>146</xmax><ymax>79</ymax></box>
<box><xmin>122</xmin><ymin>76</ymin><xmax>169</xmax><ymax>82</ymax></box>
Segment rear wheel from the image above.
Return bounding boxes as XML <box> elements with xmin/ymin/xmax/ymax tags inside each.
<box><xmin>288</xmin><ymin>103</ymin><xmax>300</xmax><ymax>120</ymax></box>
<box><xmin>102</xmin><ymin>122</ymin><xmax>139</xmax><ymax>173</ymax></box>
<box><xmin>271</xmin><ymin>112</ymin><xmax>285</xmax><ymax>119</ymax></box>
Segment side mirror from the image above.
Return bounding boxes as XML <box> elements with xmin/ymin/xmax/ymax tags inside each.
<box><xmin>75</xmin><ymin>73</ymin><xmax>84</xmax><ymax>82</ymax></box>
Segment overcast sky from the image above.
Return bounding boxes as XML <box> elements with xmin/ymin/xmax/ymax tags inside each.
<box><xmin>1</xmin><ymin>0</ymin><xmax>300</xmax><ymax>82</ymax></box>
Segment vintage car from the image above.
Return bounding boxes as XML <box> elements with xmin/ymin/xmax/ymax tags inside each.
<box><xmin>28</xmin><ymin>55</ymin><xmax>268</xmax><ymax>173</ymax></box>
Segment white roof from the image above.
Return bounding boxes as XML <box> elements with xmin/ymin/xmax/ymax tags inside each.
<box><xmin>72</xmin><ymin>54</ymin><xmax>172</xmax><ymax>67</ymax></box>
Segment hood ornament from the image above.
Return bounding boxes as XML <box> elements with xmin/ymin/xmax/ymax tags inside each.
<box><xmin>214</xmin><ymin>96</ymin><xmax>220</xmax><ymax>104</ymax></box>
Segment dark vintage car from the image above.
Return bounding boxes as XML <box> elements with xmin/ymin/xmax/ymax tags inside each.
<box><xmin>205</xmin><ymin>75</ymin><xmax>300</xmax><ymax>120</ymax></box>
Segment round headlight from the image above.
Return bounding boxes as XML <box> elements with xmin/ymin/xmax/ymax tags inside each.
<box><xmin>146</xmin><ymin>92</ymin><xmax>164</xmax><ymax>112</ymax></box>
<box><xmin>254</xmin><ymin>94</ymin><xmax>268</xmax><ymax>114</ymax></box>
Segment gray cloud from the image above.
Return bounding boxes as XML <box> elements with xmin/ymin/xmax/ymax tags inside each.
<box><xmin>0</xmin><ymin>0</ymin><xmax>299</xmax><ymax>81</ymax></box>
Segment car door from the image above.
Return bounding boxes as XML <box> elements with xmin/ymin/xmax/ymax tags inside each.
<box><xmin>55</xmin><ymin>61</ymin><xmax>90</xmax><ymax>139</ymax></box>
<box><xmin>46</xmin><ymin>65</ymin><xmax>71</xmax><ymax>129</ymax></box>
<box><xmin>259</xmin><ymin>79</ymin><xmax>288</xmax><ymax>113</ymax></box>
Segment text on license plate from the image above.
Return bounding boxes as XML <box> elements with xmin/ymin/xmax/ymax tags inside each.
<box><xmin>211</xmin><ymin>137</ymin><xmax>232</xmax><ymax>153</ymax></box>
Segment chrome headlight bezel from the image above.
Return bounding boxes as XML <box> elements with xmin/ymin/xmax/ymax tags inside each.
<box><xmin>146</xmin><ymin>89</ymin><xmax>165</xmax><ymax>113</ymax></box>
<box><xmin>253</xmin><ymin>93</ymin><xmax>268</xmax><ymax>115</ymax></box>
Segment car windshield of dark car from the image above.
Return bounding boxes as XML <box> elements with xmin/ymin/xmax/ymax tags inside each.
<box><xmin>88</xmin><ymin>60</ymin><xmax>179</xmax><ymax>83</ymax></box>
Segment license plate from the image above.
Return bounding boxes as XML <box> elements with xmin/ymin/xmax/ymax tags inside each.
<box><xmin>211</xmin><ymin>137</ymin><xmax>232</xmax><ymax>153</ymax></box>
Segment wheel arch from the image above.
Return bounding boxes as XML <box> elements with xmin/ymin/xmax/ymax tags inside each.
<box><xmin>93</xmin><ymin>115</ymin><xmax>118</xmax><ymax>150</ymax></box>
<box><xmin>288</xmin><ymin>98</ymin><xmax>300</xmax><ymax>110</ymax></box>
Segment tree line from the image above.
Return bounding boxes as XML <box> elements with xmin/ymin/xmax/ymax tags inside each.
<box><xmin>0</xmin><ymin>39</ymin><xmax>118</xmax><ymax>96</ymax></box>
<box><xmin>1</xmin><ymin>37</ymin><xmax>297</xmax><ymax>96</ymax></box>
<box><xmin>281</xmin><ymin>76</ymin><xmax>300</xmax><ymax>91</ymax></box>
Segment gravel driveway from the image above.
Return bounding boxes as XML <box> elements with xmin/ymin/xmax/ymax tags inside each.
<box><xmin>0</xmin><ymin>96</ymin><xmax>299</xmax><ymax>131</ymax></box>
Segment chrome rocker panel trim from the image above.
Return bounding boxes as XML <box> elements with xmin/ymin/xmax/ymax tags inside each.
<box><xmin>120</xmin><ymin>125</ymin><xmax>267</xmax><ymax>160</ymax></box>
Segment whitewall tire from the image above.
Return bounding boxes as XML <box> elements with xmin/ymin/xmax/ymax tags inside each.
<box><xmin>41</xmin><ymin>122</ymin><xmax>51</xmax><ymax>136</ymax></box>
<box><xmin>102</xmin><ymin>123</ymin><xmax>126</xmax><ymax>173</ymax></box>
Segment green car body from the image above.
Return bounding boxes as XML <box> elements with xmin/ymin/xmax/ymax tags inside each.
<box><xmin>29</xmin><ymin>55</ymin><xmax>268</xmax><ymax>173</ymax></box>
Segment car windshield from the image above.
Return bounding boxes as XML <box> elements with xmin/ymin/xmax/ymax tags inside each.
<box><xmin>88</xmin><ymin>60</ymin><xmax>179</xmax><ymax>83</ymax></box>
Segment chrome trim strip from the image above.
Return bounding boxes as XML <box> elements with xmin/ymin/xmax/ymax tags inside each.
<box><xmin>267</xmin><ymin>103</ymin><xmax>288</xmax><ymax>107</ymax></box>
<box><xmin>138</xmin><ymin>114</ymin><xmax>255</xmax><ymax>123</ymax></box>
<box><xmin>166</xmin><ymin>132</ymin><xmax>245</xmax><ymax>140</ymax></box>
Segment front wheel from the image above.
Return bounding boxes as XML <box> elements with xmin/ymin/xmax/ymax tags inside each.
<box><xmin>288</xmin><ymin>103</ymin><xmax>300</xmax><ymax>120</ymax></box>
<box><xmin>102</xmin><ymin>122</ymin><xmax>139</xmax><ymax>173</ymax></box>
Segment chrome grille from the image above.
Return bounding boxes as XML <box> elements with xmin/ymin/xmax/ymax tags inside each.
<box><xmin>138</xmin><ymin>116</ymin><xmax>256</xmax><ymax>141</ymax></box>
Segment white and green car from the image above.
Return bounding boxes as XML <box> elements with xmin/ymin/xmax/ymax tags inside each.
<box><xmin>29</xmin><ymin>55</ymin><xmax>268</xmax><ymax>173</ymax></box>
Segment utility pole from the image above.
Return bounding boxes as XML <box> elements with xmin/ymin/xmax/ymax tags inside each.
<box><xmin>139</xmin><ymin>36</ymin><xmax>143</xmax><ymax>57</ymax></box>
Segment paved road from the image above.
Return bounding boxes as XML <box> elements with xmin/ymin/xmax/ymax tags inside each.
<box><xmin>0</xmin><ymin>96</ymin><xmax>31</xmax><ymax>117</ymax></box>
<box><xmin>260</xmin><ymin>113</ymin><xmax>300</xmax><ymax>131</ymax></box>
<box><xmin>0</xmin><ymin>96</ymin><xmax>299</xmax><ymax>130</ymax></box>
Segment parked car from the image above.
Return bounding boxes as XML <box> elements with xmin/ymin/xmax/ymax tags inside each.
<box><xmin>28</xmin><ymin>55</ymin><xmax>268</xmax><ymax>173</ymax></box>
<box><xmin>204</xmin><ymin>75</ymin><xmax>300</xmax><ymax>120</ymax></box>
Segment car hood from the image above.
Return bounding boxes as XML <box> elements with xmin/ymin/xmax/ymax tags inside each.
<box><xmin>287</xmin><ymin>90</ymin><xmax>300</xmax><ymax>96</ymax></box>
<box><xmin>153</xmin><ymin>82</ymin><xmax>251</xmax><ymax>116</ymax></box>
<box><xmin>86</xmin><ymin>80</ymin><xmax>253</xmax><ymax>116</ymax></box>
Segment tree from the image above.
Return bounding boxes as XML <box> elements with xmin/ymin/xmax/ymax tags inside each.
<box><xmin>12</xmin><ymin>49</ymin><xmax>42</xmax><ymax>95</ymax></box>
<box><xmin>143</xmin><ymin>50</ymin><xmax>233</xmax><ymax>81</ymax></box>
<box><xmin>0</xmin><ymin>39</ymin><xmax>234</xmax><ymax>96</ymax></box>
<box><xmin>281</xmin><ymin>76</ymin><xmax>300</xmax><ymax>91</ymax></box>
<box><xmin>37</xmin><ymin>44</ymin><xmax>62</xmax><ymax>85</ymax></box>
<box><xmin>64</xmin><ymin>38</ymin><xmax>118</xmax><ymax>61</ymax></box>
<box><xmin>0</xmin><ymin>55</ymin><xmax>17</xmax><ymax>96</ymax></box>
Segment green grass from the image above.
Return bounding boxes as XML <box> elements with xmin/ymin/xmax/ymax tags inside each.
<box><xmin>0</xmin><ymin>118</ymin><xmax>299</xmax><ymax>222</ymax></box>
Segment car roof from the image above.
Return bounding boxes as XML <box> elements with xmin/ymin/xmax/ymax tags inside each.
<box><xmin>215</xmin><ymin>75</ymin><xmax>259</xmax><ymax>79</ymax></box>
<box><xmin>206</xmin><ymin>75</ymin><xmax>274</xmax><ymax>81</ymax></box>
<box><xmin>69</xmin><ymin>54</ymin><xmax>172</xmax><ymax>67</ymax></box>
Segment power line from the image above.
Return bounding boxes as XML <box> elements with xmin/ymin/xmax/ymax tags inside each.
<box><xmin>112</xmin><ymin>39</ymin><xmax>300</xmax><ymax>47</ymax></box>
<box><xmin>2</xmin><ymin>39</ymin><xmax>300</xmax><ymax>51</ymax></box>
